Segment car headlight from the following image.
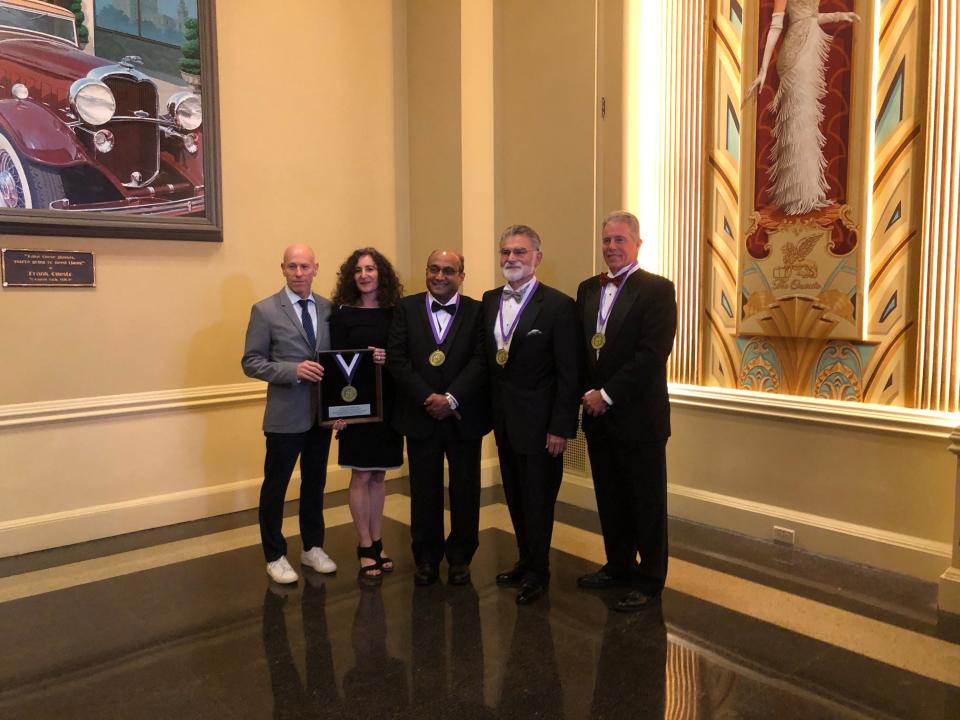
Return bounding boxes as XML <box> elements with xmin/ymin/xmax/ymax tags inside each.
<box><xmin>69</xmin><ymin>79</ymin><xmax>116</xmax><ymax>126</ymax></box>
<box><xmin>167</xmin><ymin>91</ymin><xmax>202</xmax><ymax>131</ymax></box>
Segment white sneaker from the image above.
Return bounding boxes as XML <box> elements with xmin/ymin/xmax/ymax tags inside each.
<box><xmin>301</xmin><ymin>546</ymin><xmax>337</xmax><ymax>574</ymax></box>
<box><xmin>266</xmin><ymin>556</ymin><xmax>299</xmax><ymax>584</ymax></box>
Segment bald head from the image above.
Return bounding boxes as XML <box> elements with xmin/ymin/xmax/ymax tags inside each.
<box><xmin>282</xmin><ymin>243</ymin><xmax>316</xmax><ymax>265</ymax></box>
<box><xmin>425</xmin><ymin>249</ymin><xmax>465</xmax><ymax>302</ymax></box>
<box><xmin>427</xmin><ymin>249</ymin><xmax>464</xmax><ymax>272</ymax></box>
<box><xmin>281</xmin><ymin>244</ymin><xmax>319</xmax><ymax>299</ymax></box>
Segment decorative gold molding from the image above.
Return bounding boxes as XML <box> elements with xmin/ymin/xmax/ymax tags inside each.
<box><xmin>660</xmin><ymin>0</ymin><xmax>706</xmax><ymax>384</ymax></box>
<box><xmin>669</xmin><ymin>382</ymin><xmax>959</xmax><ymax>438</ymax></box>
<box><xmin>0</xmin><ymin>382</ymin><xmax>265</xmax><ymax>429</ymax></box>
<box><xmin>916</xmin><ymin>0</ymin><xmax>960</xmax><ymax>412</ymax></box>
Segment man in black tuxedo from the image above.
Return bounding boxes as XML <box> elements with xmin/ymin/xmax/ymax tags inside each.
<box><xmin>388</xmin><ymin>249</ymin><xmax>490</xmax><ymax>586</ymax></box>
<box><xmin>576</xmin><ymin>211</ymin><xmax>676</xmax><ymax>612</ymax></box>
<box><xmin>483</xmin><ymin>225</ymin><xmax>580</xmax><ymax>605</ymax></box>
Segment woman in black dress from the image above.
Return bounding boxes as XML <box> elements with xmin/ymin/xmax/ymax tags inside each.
<box><xmin>330</xmin><ymin>248</ymin><xmax>404</xmax><ymax>580</ymax></box>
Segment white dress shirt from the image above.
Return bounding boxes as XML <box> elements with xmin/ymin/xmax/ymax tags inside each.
<box><xmin>428</xmin><ymin>291</ymin><xmax>461</xmax><ymax>409</ymax></box>
<box><xmin>428</xmin><ymin>291</ymin><xmax>459</xmax><ymax>336</ymax></box>
<box><xmin>285</xmin><ymin>286</ymin><xmax>317</xmax><ymax>334</ymax></box>
<box><xmin>494</xmin><ymin>276</ymin><xmax>537</xmax><ymax>348</ymax></box>
<box><xmin>596</xmin><ymin>264</ymin><xmax>639</xmax><ymax>406</ymax></box>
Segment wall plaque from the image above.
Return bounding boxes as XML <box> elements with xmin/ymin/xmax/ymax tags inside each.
<box><xmin>1</xmin><ymin>249</ymin><xmax>95</xmax><ymax>288</ymax></box>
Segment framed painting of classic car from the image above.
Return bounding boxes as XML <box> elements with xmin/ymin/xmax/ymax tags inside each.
<box><xmin>0</xmin><ymin>0</ymin><xmax>221</xmax><ymax>241</ymax></box>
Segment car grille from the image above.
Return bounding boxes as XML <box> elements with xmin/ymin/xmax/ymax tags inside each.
<box><xmin>101</xmin><ymin>75</ymin><xmax>159</xmax><ymax>186</ymax></box>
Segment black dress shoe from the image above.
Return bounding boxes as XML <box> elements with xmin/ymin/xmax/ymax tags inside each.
<box><xmin>613</xmin><ymin>589</ymin><xmax>660</xmax><ymax>613</ymax></box>
<box><xmin>516</xmin><ymin>581</ymin><xmax>545</xmax><ymax>605</ymax></box>
<box><xmin>414</xmin><ymin>562</ymin><xmax>439</xmax><ymax>586</ymax></box>
<box><xmin>496</xmin><ymin>567</ymin><xmax>525</xmax><ymax>587</ymax></box>
<box><xmin>448</xmin><ymin>564</ymin><xmax>471</xmax><ymax>586</ymax></box>
<box><xmin>577</xmin><ymin>568</ymin><xmax>631</xmax><ymax>589</ymax></box>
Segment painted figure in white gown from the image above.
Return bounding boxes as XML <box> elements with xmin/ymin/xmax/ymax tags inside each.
<box><xmin>745</xmin><ymin>0</ymin><xmax>859</xmax><ymax>215</ymax></box>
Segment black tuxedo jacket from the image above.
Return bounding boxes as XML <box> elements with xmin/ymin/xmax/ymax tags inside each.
<box><xmin>482</xmin><ymin>282</ymin><xmax>581</xmax><ymax>454</ymax></box>
<box><xmin>387</xmin><ymin>292</ymin><xmax>491</xmax><ymax>440</ymax></box>
<box><xmin>576</xmin><ymin>268</ymin><xmax>676</xmax><ymax>443</ymax></box>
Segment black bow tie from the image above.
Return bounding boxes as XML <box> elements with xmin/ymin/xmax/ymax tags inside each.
<box><xmin>431</xmin><ymin>301</ymin><xmax>456</xmax><ymax>314</ymax></box>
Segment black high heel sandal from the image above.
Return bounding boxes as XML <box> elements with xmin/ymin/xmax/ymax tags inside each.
<box><xmin>372</xmin><ymin>538</ymin><xmax>393</xmax><ymax>572</ymax></box>
<box><xmin>357</xmin><ymin>544</ymin><xmax>382</xmax><ymax>581</ymax></box>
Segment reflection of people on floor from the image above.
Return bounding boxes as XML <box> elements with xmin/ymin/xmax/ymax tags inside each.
<box><xmin>498</xmin><ymin>608</ymin><xmax>563</xmax><ymax>718</ymax></box>
<box><xmin>261</xmin><ymin>577</ymin><xmax>343</xmax><ymax>719</ymax></box>
<box><xmin>343</xmin><ymin>584</ymin><xmax>408</xmax><ymax>717</ymax></box>
<box><xmin>408</xmin><ymin>585</ymin><xmax>494</xmax><ymax>717</ymax></box>
<box><xmin>588</xmin><ymin>604</ymin><xmax>667</xmax><ymax>720</ymax></box>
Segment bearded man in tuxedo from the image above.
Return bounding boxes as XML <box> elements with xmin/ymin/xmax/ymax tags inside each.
<box><xmin>483</xmin><ymin>225</ymin><xmax>580</xmax><ymax>606</ymax></box>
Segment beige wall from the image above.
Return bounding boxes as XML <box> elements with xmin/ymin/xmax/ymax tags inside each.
<box><xmin>0</xmin><ymin>0</ymin><xmax>407</xmax><ymax>553</ymax></box>
<box><xmin>664</xmin><ymin>403</ymin><xmax>956</xmax><ymax>581</ymax></box>
<box><xmin>406</xmin><ymin>0</ymin><xmax>462</xmax><ymax>278</ymax></box>
<box><xmin>493</xmin><ymin>0</ymin><xmax>597</xmax><ymax>297</ymax></box>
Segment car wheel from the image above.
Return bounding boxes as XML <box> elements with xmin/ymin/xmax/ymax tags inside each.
<box><xmin>0</xmin><ymin>130</ymin><xmax>65</xmax><ymax>209</ymax></box>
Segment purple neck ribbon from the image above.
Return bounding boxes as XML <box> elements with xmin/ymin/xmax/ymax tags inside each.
<box><xmin>425</xmin><ymin>293</ymin><xmax>460</xmax><ymax>346</ymax></box>
<box><xmin>334</xmin><ymin>352</ymin><xmax>361</xmax><ymax>384</ymax></box>
<box><xmin>597</xmin><ymin>262</ymin><xmax>637</xmax><ymax>330</ymax></box>
<box><xmin>498</xmin><ymin>280</ymin><xmax>539</xmax><ymax>347</ymax></box>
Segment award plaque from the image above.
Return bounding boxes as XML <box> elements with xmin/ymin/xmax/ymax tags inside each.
<box><xmin>317</xmin><ymin>348</ymin><xmax>383</xmax><ymax>427</ymax></box>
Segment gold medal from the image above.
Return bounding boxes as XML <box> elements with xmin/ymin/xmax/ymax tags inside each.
<box><xmin>429</xmin><ymin>349</ymin><xmax>446</xmax><ymax>367</ymax></box>
<box><xmin>340</xmin><ymin>385</ymin><xmax>358</xmax><ymax>402</ymax></box>
<box><xmin>591</xmin><ymin>332</ymin><xmax>606</xmax><ymax>350</ymax></box>
<box><xmin>496</xmin><ymin>348</ymin><xmax>509</xmax><ymax>366</ymax></box>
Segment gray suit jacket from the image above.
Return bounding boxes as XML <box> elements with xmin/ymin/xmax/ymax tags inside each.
<box><xmin>242</xmin><ymin>288</ymin><xmax>332</xmax><ymax>433</ymax></box>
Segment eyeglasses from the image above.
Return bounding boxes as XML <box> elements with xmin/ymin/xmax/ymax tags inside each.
<box><xmin>499</xmin><ymin>248</ymin><xmax>530</xmax><ymax>258</ymax></box>
<box><xmin>426</xmin><ymin>265</ymin><xmax>459</xmax><ymax>276</ymax></box>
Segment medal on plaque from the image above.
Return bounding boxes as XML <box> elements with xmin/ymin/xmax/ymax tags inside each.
<box><xmin>425</xmin><ymin>293</ymin><xmax>460</xmax><ymax>368</ymax></box>
<box><xmin>594</xmin><ymin>263</ymin><xmax>636</xmax><ymax>352</ymax></box>
<box><xmin>334</xmin><ymin>352</ymin><xmax>362</xmax><ymax>403</ymax></box>
<box><xmin>496</xmin><ymin>280</ymin><xmax>539</xmax><ymax>368</ymax></box>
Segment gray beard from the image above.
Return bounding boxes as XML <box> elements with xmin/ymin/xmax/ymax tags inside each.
<box><xmin>502</xmin><ymin>266</ymin><xmax>526</xmax><ymax>283</ymax></box>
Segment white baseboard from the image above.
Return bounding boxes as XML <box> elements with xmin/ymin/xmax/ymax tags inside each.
<box><xmin>558</xmin><ymin>475</ymin><xmax>952</xmax><ymax>582</ymax></box>
<box><xmin>1</xmin><ymin>455</ymin><xmax>496</xmax><ymax>558</ymax></box>
<box><xmin>480</xmin><ymin>457</ymin><xmax>502</xmax><ymax>488</ymax></box>
<box><xmin>0</xmin><ymin>463</ymin><xmax>406</xmax><ymax>558</ymax></box>
<box><xmin>559</xmin><ymin>472</ymin><xmax>598</xmax><ymax>510</ymax></box>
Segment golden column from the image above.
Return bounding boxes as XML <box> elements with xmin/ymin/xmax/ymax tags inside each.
<box><xmin>923</xmin><ymin>0</ymin><xmax>960</xmax><ymax>615</ymax></box>
<box><xmin>917</xmin><ymin>0</ymin><xmax>960</xmax><ymax>412</ymax></box>
<box><xmin>658</xmin><ymin>0</ymin><xmax>706</xmax><ymax>384</ymax></box>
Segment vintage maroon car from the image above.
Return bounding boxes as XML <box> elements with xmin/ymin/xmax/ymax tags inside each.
<box><xmin>0</xmin><ymin>0</ymin><xmax>204</xmax><ymax>216</ymax></box>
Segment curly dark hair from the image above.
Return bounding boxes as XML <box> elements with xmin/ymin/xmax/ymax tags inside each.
<box><xmin>331</xmin><ymin>247</ymin><xmax>403</xmax><ymax>308</ymax></box>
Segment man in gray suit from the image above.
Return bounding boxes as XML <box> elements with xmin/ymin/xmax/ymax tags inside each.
<box><xmin>242</xmin><ymin>244</ymin><xmax>337</xmax><ymax>584</ymax></box>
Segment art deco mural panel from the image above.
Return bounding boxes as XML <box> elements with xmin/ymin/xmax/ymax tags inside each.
<box><xmin>739</xmin><ymin>0</ymin><xmax>869</xmax><ymax>343</ymax></box>
<box><xmin>703</xmin><ymin>0</ymin><xmax>746</xmax><ymax>390</ymax></box>
<box><xmin>701</xmin><ymin>0</ymin><xmax>927</xmax><ymax>404</ymax></box>
<box><xmin>861</xmin><ymin>0</ymin><xmax>925</xmax><ymax>404</ymax></box>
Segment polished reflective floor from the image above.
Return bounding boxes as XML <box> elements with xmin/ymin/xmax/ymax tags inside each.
<box><xmin>0</xmin><ymin>490</ymin><xmax>958</xmax><ymax>719</ymax></box>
